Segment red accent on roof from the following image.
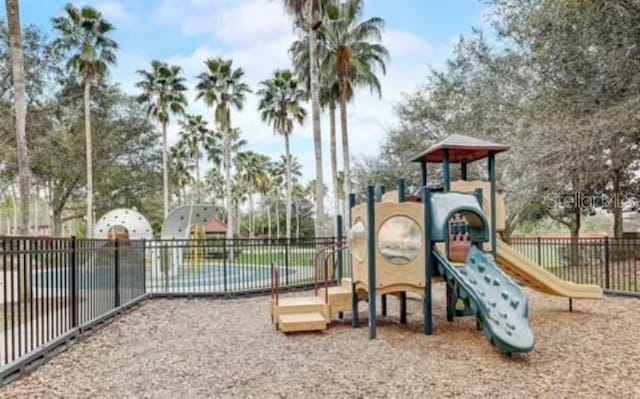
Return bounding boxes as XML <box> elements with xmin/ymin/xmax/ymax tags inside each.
<box><xmin>205</xmin><ymin>218</ymin><xmax>227</xmax><ymax>234</ymax></box>
<box><xmin>410</xmin><ymin>134</ymin><xmax>509</xmax><ymax>163</ymax></box>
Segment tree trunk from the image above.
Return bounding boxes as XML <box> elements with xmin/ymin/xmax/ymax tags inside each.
<box><xmin>162</xmin><ymin>121</ymin><xmax>170</xmax><ymax>218</ymax></box>
<box><xmin>83</xmin><ymin>80</ymin><xmax>94</xmax><ymax>238</ymax></box>
<box><xmin>569</xmin><ymin>207</ymin><xmax>581</xmax><ymax>267</ymax></box>
<box><xmin>267</xmin><ymin>203</ymin><xmax>272</xmax><ymax>240</ymax></box>
<box><xmin>612</xmin><ymin>168</ymin><xmax>623</xmax><ymax>238</ymax></box>
<box><xmin>275</xmin><ymin>198</ymin><xmax>280</xmax><ymax>238</ymax></box>
<box><xmin>224</xmin><ymin>123</ymin><xmax>233</xmax><ymax>241</ymax></box>
<box><xmin>339</xmin><ymin>86</ymin><xmax>351</xmax><ymax>227</ymax></box>
<box><xmin>33</xmin><ymin>185</ymin><xmax>38</xmax><ymax>234</ymax></box>
<box><xmin>196</xmin><ymin>152</ymin><xmax>201</xmax><ymax>203</ymax></box>
<box><xmin>6</xmin><ymin>0</ymin><xmax>30</xmax><ymax>236</ymax></box>
<box><xmin>10</xmin><ymin>186</ymin><xmax>17</xmax><ymax>235</ymax></box>
<box><xmin>285</xmin><ymin>135</ymin><xmax>292</xmax><ymax>240</ymax></box>
<box><xmin>248</xmin><ymin>186</ymin><xmax>255</xmax><ymax>238</ymax></box>
<box><xmin>309</xmin><ymin>0</ymin><xmax>324</xmax><ymax>237</ymax></box>
<box><xmin>296</xmin><ymin>207</ymin><xmax>300</xmax><ymax>239</ymax></box>
<box><xmin>329</xmin><ymin>102</ymin><xmax>339</xmax><ymax>234</ymax></box>
<box><xmin>52</xmin><ymin>211</ymin><xmax>62</xmax><ymax>237</ymax></box>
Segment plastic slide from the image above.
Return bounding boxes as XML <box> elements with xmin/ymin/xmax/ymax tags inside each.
<box><xmin>433</xmin><ymin>247</ymin><xmax>535</xmax><ymax>353</ymax></box>
<box><xmin>495</xmin><ymin>240</ymin><xmax>603</xmax><ymax>299</ymax></box>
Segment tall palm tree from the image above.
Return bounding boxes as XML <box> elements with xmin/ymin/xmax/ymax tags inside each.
<box><xmin>52</xmin><ymin>4</ymin><xmax>117</xmax><ymax>237</ymax></box>
<box><xmin>269</xmin><ymin>161</ymin><xmax>284</xmax><ymax>238</ymax></box>
<box><xmin>205</xmin><ymin>167</ymin><xmax>224</xmax><ymax>205</ymax></box>
<box><xmin>321</xmin><ymin>0</ymin><xmax>388</xmax><ymax>222</ymax></box>
<box><xmin>177</xmin><ymin>114</ymin><xmax>218</xmax><ymax>202</ymax></box>
<box><xmin>5</xmin><ymin>0</ymin><xmax>30</xmax><ymax>235</ymax></box>
<box><xmin>258</xmin><ymin>70</ymin><xmax>307</xmax><ymax>239</ymax></box>
<box><xmin>136</xmin><ymin>61</ymin><xmax>188</xmax><ymax>218</ymax></box>
<box><xmin>281</xmin><ymin>0</ymin><xmax>325</xmax><ymax>238</ymax></box>
<box><xmin>196</xmin><ymin>58</ymin><xmax>250</xmax><ymax>242</ymax></box>
<box><xmin>170</xmin><ymin>146</ymin><xmax>193</xmax><ymax>204</ymax></box>
<box><xmin>235</xmin><ymin>151</ymin><xmax>270</xmax><ymax>238</ymax></box>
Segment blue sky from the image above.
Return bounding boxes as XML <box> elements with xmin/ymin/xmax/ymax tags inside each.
<box><xmin>8</xmin><ymin>0</ymin><xmax>487</xmax><ymax>184</ymax></box>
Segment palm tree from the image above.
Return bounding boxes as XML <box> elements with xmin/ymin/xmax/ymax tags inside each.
<box><xmin>171</xmin><ymin>146</ymin><xmax>193</xmax><ymax>204</ymax></box>
<box><xmin>205</xmin><ymin>167</ymin><xmax>224</xmax><ymax>205</ymax></box>
<box><xmin>235</xmin><ymin>151</ymin><xmax>269</xmax><ymax>238</ymax></box>
<box><xmin>281</xmin><ymin>0</ymin><xmax>325</xmax><ymax>238</ymax></box>
<box><xmin>177</xmin><ymin>114</ymin><xmax>218</xmax><ymax>202</ymax></box>
<box><xmin>5</xmin><ymin>0</ymin><xmax>30</xmax><ymax>235</ymax></box>
<box><xmin>269</xmin><ymin>162</ymin><xmax>284</xmax><ymax>238</ymax></box>
<box><xmin>257</xmin><ymin>70</ymin><xmax>307</xmax><ymax>239</ymax></box>
<box><xmin>196</xmin><ymin>57</ymin><xmax>250</xmax><ymax>242</ymax></box>
<box><xmin>136</xmin><ymin>61</ymin><xmax>188</xmax><ymax>218</ymax></box>
<box><xmin>52</xmin><ymin>4</ymin><xmax>118</xmax><ymax>237</ymax></box>
<box><xmin>320</xmin><ymin>0</ymin><xmax>388</xmax><ymax>222</ymax></box>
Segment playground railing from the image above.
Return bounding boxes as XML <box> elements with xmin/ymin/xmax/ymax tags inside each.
<box><xmin>510</xmin><ymin>236</ymin><xmax>639</xmax><ymax>294</ymax></box>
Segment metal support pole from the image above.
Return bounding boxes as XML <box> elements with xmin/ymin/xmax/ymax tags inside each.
<box><xmin>70</xmin><ymin>236</ymin><xmax>78</xmax><ymax>328</ymax></box>
<box><xmin>352</xmin><ymin>282</ymin><xmax>359</xmax><ymax>328</ymax></box>
<box><xmin>569</xmin><ymin>298</ymin><xmax>573</xmax><ymax>312</ymax></box>
<box><xmin>461</xmin><ymin>160</ymin><xmax>468</xmax><ymax>181</ymax></box>
<box><xmin>337</xmin><ymin>215</ymin><xmax>343</xmax><ymax>282</ymax></box>
<box><xmin>488</xmin><ymin>153</ymin><xmax>497</xmax><ymax>259</ymax></box>
<box><xmin>443</xmin><ymin>150</ymin><xmax>451</xmax><ymax>192</ymax></box>
<box><xmin>398</xmin><ymin>178</ymin><xmax>407</xmax><ymax>324</ymax></box>
<box><xmin>366</xmin><ymin>186</ymin><xmax>377</xmax><ymax>339</ymax></box>
<box><xmin>423</xmin><ymin>187</ymin><xmax>433</xmax><ymax>335</ymax></box>
<box><xmin>420</xmin><ymin>162</ymin><xmax>427</xmax><ymax>187</ymax></box>
<box><xmin>348</xmin><ymin>193</ymin><xmax>357</xmax><ymax>228</ymax></box>
<box><xmin>114</xmin><ymin>239</ymin><xmax>120</xmax><ymax>308</ymax></box>
<box><xmin>375</xmin><ymin>186</ymin><xmax>387</xmax><ymax>317</ymax></box>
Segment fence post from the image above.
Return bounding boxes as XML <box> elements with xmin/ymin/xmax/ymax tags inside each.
<box><xmin>114</xmin><ymin>239</ymin><xmax>120</xmax><ymax>308</ymax></box>
<box><xmin>141</xmin><ymin>239</ymin><xmax>146</xmax><ymax>294</ymax></box>
<box><xmin>285</xmin><ymin>238</ymin><xmax>290</xmax><ymax>286</ymax></box>
<box><xmin>604</xmin><ymin>236</ymin><xmax>610</xmax><ymax>290</ymax></box>
<box><xmin>70</xmin><ymin>236</ymin><xmax>78</xmax><ymax>328</ymax></box>
<box><xmin>223</xmin><ymin>239</ymin><xmax>228</xmax><ymax>293</ymax></box>
<box><xmin>337</xmin><ymin>215</ymin><xmax>343</xmax><ymax>282</ymax></box>
<box><xmin>537</xmin><ymin>236</ymin><xmax>542</xmax><ymax>266</ymax></box>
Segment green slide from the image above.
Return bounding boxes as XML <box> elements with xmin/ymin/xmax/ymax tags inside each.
<box><xmin>433</xmin><ymin>247</ymin><xmax>535</xmax><ymax>353</ymax></box>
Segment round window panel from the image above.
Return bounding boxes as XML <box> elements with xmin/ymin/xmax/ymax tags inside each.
<box><xmin>378</xmin><ymin>216</ymin><xmax>422</xmax><ymax>265</ymax></box>
<box><xmin>347</xmin><ymin>220</ymin><xmax>366</xmax><ymax>262</ymax></box>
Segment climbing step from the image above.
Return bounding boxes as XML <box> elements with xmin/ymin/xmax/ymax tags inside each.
<box><xmin>278</xmin><ymin>313</ymin><xmax>328</xmax><ymax>333</ymax></box>
<box><xmin>271</xmin><ymin>297</ymin><xmax>328</xmax><ymax>320</ymax></box>
<box><xmin>317</xmin><ymin>286</ymin><xmax>353</xmax><ymax>317</ymax></box>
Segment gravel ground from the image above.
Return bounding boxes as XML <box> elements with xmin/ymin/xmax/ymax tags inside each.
<box><xmin>1</xmin><ymin>285</ymin><xmax>639</xmax><ymax>399</ymax></box>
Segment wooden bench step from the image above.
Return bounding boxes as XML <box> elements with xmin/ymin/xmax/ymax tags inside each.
<box><xmin>278</xmin><ymin>312</ymin><xmax>327</xmax><ymax>333</ymax></box>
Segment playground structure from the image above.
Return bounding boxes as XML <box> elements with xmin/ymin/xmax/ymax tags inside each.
<box><xmin>152</xmin><ymin>204</ymin><xmax>222</xmax><ymax>276</ymax></box>
<box><xmin>94</xmin><ymin>208</ymin><xmax>154</xmax><ymax>241</ymax></box>
<box><xmin>270</xmin><ymin>134</ymin><xmax>603</xmax><ymax>354</ymax></box>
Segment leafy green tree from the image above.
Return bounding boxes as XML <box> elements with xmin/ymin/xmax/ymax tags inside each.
<box><xmin>136</xmin><ymin>60</ymin><xmax>187</xmax><ymax>218</ymax></box>
<box><xmin>52</xmin><ymin>3</ymin><xmax>117</xmax><ymax>237</ymax></box>
<box><xmin>196</xmin><ymin>57</ymin><xmax>250</xmax><ymax>241</ymax></box>
<box><xmin>258</xmin><ymin>69</ymin><xmax>307</xmax><ymax>239</ymax></box>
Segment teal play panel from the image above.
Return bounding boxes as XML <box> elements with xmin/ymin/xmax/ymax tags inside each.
<box><xmin>428</xmin><ymin>192</ymin><xmax>489</xmax><ymax>242</ymax></box>
<box><xmin>434</xmin><ymin>246</ymin><xmax>535</xmax><ymax>353</ymax></box>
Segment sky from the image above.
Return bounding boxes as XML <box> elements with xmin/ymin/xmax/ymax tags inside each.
<box><xmin>8</xmin><ymin>0</ymin><xmax>488</xmax><ymax>183</ymax></box>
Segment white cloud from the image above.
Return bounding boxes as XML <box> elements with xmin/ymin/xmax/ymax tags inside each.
<box><xmin>140</xmin><ymin>0</ymin><xmax>447</xmax><ymax>184</ymax></box>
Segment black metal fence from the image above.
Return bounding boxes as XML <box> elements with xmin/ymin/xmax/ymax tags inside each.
<box><xmin>145</xmin><ymin>237</ymin><xmax>339</xmax><ymax>295</ymax></box>
<box><xmin>0</xmin><ymin>237</ymin><xmax>147</xmax><ymax>375</ymax></box>
<box><xmin>0</xmin><ymin>235</ymin><xmax>345</xmax><ymax>380</ymax></box>
<box><xmin>510</xmin><ymin>236</ymin><xmax>639</xmax><ymax>293</ymax></box>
